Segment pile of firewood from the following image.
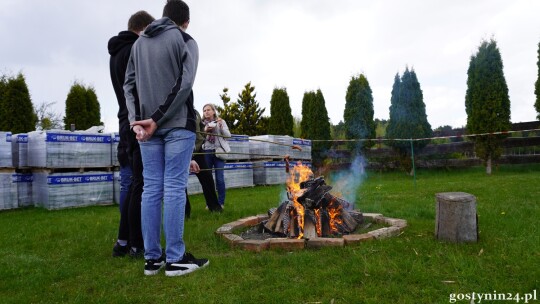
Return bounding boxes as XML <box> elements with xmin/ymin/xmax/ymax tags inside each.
<box><xmin>263</xmin><ymin>176</ymin><xmax>363</xmax><ymax>239</ymax></box>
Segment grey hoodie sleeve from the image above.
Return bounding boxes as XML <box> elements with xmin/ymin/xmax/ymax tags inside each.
<box><xmin>124</xmin><ymin>51</ymin><xmax>137</xmax><ymax>124</ymax></box>
<box><xmin>150</xmin><ymin>38</ymin><xmax>199</xmax><ymax>126</ymax></box>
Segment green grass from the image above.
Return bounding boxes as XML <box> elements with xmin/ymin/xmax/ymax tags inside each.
<box><xmin>0</xmin><ymin>164</ymin><xmax>539</xmax><ymax>303</ymax></box>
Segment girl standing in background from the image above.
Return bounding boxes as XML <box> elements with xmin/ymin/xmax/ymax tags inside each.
<box><xmin>201</xmin><ymin>103</ymin><xmax>230</xmax><ymax>208</ymax></box>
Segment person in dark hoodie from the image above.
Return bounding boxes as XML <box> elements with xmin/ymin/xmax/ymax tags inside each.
<box><xmin>108</xmin><ymin>10</ymin><xmax>154</xmax><ymax>258</ymax></box>
<box><xmin>124</xmin><ymin>0</ymin><xmax>209</xmax><ymax>277</ymax></box>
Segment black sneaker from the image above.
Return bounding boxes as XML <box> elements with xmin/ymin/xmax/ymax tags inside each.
<box><xmin>144</xmin><ymin>254</ymin><xmax>165</xmax><ymax>276</ymax></box>
<box><xmin>129</xmin><ymin>247</ymin><xmax>145</xmax><ymax>259</ymax></box>
<box><xmin>112</xmin><ymin>242</ymin><xmax>129</xmax><ymax>257</ymax></box>
<box><xmin>165</xmin><ymin>252</ymin><xmax>209</xmax><ymax>277</ymax></box>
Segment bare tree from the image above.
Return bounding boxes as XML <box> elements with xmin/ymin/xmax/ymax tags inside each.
<box><xmin>35</xmin><ymin>101</ymin><xmax>63</xmax><ymax>130</ymax></box>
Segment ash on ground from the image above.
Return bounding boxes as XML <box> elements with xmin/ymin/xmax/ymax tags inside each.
<box><xmin>240</xmin><ymin>224</ymin><xmax>284</xmax><ymax>240</ymax></box>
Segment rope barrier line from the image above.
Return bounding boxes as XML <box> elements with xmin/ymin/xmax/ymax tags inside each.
<box><xmin>192</xmin><ymin>128</ymin><xmax>539</xmax><ymax>167</ymax></box>
<box><xmin>194</xmin><ymin>164</ymin><xmax>298</xmax><ymax>173</ymax></box>
<box><xmin>309</xmin><ymin>128</ymin><xmax>540</xmax><ymax>143</ymax></box>
<box><xmin>198</xmin><ymin>128</ymin><xmax>540</xmax><ymax>146</ymax></box>
<box><xmin>197</xmin><ymin>131</ymin><xmax>300</xmax><ymax>148</ymax></box>
<box><xmin>191</xmin><ymin>128</ymin><xmax>538</xmax><ymax>174</ymax></box>
<box><xmin>192</xmin><ymin>151</ymin><xmax>284</xmax><ymax>158</ymax></box>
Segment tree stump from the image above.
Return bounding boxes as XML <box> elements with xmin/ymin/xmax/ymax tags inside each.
<box><xmin>435</xmin><ymin>192</ymin><xmax>478</xmax><ymax>243</ymax></box>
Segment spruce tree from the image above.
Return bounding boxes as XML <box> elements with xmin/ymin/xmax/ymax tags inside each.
<box><xmin>386</xmin><ymin>68</ymin><xmax>432</xmax><ymax>171</ymax></box>
<box><xmin>535</xmin><ymin>42</ymin><xmax>540</xmax><ymax>120</ymax></box>
<box><xmin>465</xmin><ymin>39</ymin><xmax>511</xmax><ymax>174</ymax></box>
<box><xmin>344</xmin><ymin>74</ymin><xmax>376</xmax><ymax>152</ymax></box>
<box><xmin>0</xmin><ymin>73</ymin><xmax>37</xmax><ymax>133</ymax></box>
<box><xmin>233</xmin><ymin>82</ymin><xmax>266</xmax><ymax>136</ymax></box>
<box><xmin>268</xmin><ymin>87</ymin><xmax>294</xmax><ymax>136</ymax></box>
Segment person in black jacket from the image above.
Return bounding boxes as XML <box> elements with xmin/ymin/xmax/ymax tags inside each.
<box><xmin>108</xmin><ymin>10</ymin><xmax>154</xmax><ymax>258</ymax></box>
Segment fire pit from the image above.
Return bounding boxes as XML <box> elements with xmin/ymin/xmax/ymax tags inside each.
<box><xmin>216</xmin><ymin>162</ymin><xmax>408</xmax><ymax>251</ymax></box>
<box><xmin>264</xmin><ymin>162</ymin><xmax>362</xmax><ymax>239</ymax></box>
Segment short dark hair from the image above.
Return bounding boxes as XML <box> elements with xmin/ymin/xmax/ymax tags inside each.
<box><xmin>127</xmin><ymin>10</ymin><xmax>155</xmax><ymax>32</ymax></box>
<box><xmin>163</xmin><ymin>0</ymin><xmax>190</xmax><ymax>26</ymax></box>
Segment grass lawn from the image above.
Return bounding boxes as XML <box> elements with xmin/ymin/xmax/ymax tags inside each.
<box><xmin>0</xmin><ymin>164</ymin><xmax>538</xmax><ymax>303</ymax></box>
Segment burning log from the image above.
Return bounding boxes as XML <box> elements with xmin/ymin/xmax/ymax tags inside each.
<box><xmin>303</xmin><ymin>210</ymin><xmax>318</xmax><ymax>239</ymax></box>
<box><xmin>264</xmin><ymin>174</ymin><xmax>361</xmax><ymax>238</ymax></box>
<box><xmin>264</xmin><ymin>201</ymin><xmax>291</xmax><ymax>235</ymax></box>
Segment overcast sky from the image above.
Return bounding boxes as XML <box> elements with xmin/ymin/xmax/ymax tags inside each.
<box><xmin>1</xmin><ymin>0</ymin><xmax>539</xmax><ymax>133</ymax></box>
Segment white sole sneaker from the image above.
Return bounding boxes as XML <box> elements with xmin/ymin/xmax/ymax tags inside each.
<box><xmin>165</xmin><ymin>260</ymin><xmax>209</xmax><ymax>277</ymax></box>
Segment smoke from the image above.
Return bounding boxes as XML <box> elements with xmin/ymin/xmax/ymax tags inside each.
<box><xmin>327</xmin><ymin>154</ymin><xmax>367</xmax><ymax>210</ymax></box>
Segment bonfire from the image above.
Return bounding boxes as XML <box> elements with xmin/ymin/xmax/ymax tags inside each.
<box><xmin>263</xmin><ymin>162</ymin><xmax>363</xmax><ymax>239</ymax></box>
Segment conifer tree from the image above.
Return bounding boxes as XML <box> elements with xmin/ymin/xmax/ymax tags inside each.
<box><xmin>0</xmin><ymin>76</ymin><xmax>6</xmax><ymax>129</ymax></box>
<box><xmin>465</xmin><ymin>39</ymin><xmax>511</xmax><ymax>174</ymax></box>
<box><xmin>268</xmin><ymin>87</ymin><xmax>294</xmax><ymax>136</ymax></box>
<box><xmin>234</xmin><ymin>82</ymin><xmax>266</xmax><ymax>136</ymax></box>
<box><xmin>344</xmin><ymin>73</ymin><xmax>375</xmax><ymax>152</ymax></box>
<box><xmin>301</xmin><ymin>89</ymin><xmax>331</xmax><ymax>167</ymax></box>
<box><xmin>300</xmin><ymin>91</ymin><xmax>315</xmax><ymax>139</ymax></box>
<box><xmin>85</xmin><ymin>86</ymin><xmax>102</xmax><ymax>128</ymax></box>
<box><xmin>535</xmin><ymin>42</ymin><xmax>540</xmax><ymax>120</ymax></box>
<box><xmin>386</xmin><ymin>68</ymin><xmax>432</xmax><ymax>171</ymax></box>
<box><xmin>64</xmin><ymin>82</ymin><xmax>102</xmax><ymax>130</ymax></box>
<box><xmin>0</xmin><ymin>73</ymin><xmax>37</xmax><ymax>133</ymax></box>
<box><xmin>64</xmin><ymin>82</ymin><xmax>89</xmax><ymax>130</ymax></box>
<box><xmin>216</xmin><ymin>87</ymin><xmax>240</xmax><ymax>133</ymax></box>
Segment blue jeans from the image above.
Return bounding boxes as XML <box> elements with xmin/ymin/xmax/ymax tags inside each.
<box><xmin>139</xmin><ymin>128</ymin><xmax>195</xmax><ymax>262</ymax></box>
<box><xmin>119</xmin><ymin>165</ymin><xmax>133</xmax><ymax>213</ymax></box>
<box><xmin>204</xmin><ymin>150</ymin><xmax>226</xmax><ymax>206</ymax></box>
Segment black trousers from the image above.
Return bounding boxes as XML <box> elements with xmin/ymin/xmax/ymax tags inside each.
<box><xmin>117</xmin><ymin>126</ymin><xmax>144</xmax><ymax>248</ymax></box>
<box><xmin>186</xmin><ymin>152</ymin><xmax>223</xmax><ymax>217</ymax></box>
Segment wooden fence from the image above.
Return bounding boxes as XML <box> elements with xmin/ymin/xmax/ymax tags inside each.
<box><xmin>326</xmin><ymin>121</ymin><xmax>540</xmax><ymax>170</ymax></box>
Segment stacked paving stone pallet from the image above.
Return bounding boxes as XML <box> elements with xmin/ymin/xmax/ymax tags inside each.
<box><xmin>25</xmin><ymin>130</ymin><xmax>114</xmax><ymax>210</ymax></box>
<box><xmin>220</xmin><ymin>135</ymin><xmax>250</xmax><ymax>160</ymax></box>
<box><xmin>12</xmin><ymin>133</ymin><xmax>28</xmax><ymax>168</ymax></box>
<box><xmin>32</xmin><ymin>171</ymin><xmax>114</xmax><ymax>210</ymax></box>
<box><xmin>111</xmin><ymin>132</ymin><xmax>120</xmax><ymax>167</ymax></box>
<box><xmin>1</xmin><ymin>129</ymin><xmax>311</xmax><ymax>210</ymax></box>
<box><xmin>249</xmin><ymin>135</ymin><xmax>312</xmax><ymax>185</ymax></box>
<box><xmin>111</xmin><ymin>133</ymin><xmax>121</xmax><ymax>206</ymax></box>
<box><xmin>249</xmin><ymin>135</ymin><xmax>311</xmax><ymax>161</ymax></box>
<box><xmin>221</xmin><ymin>162</ymin><xmax>254</xmax><ymax>189</ymax></box>
<box><xmin>0</xmin><ymin>131</ymin><xmax>17</xmax><ymax>210</ymax></box>
<box><xmin>0</xmin><ymin>132</ymin><xmax>12</xmax><ymax>168</ymax></box>
<box><xmin>252</xmin><ymin>161</ymin><xmax>312</xmax><ymax>185</ymax></box>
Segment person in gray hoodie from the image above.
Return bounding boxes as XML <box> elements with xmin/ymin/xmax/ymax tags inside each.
<box><xmin>124</xmin><ymin>0</ymin><xmax>208</xmax><ymax>277</ymax></box>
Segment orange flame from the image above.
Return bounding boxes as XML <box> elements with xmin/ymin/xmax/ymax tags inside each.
<box><xmin>327</xmin><ymin>198</ymin><xmax>344</xmax><ymax>234</ymax></box>
<box><xmin>285</xmin><ymin>162</ymin><xmax>347</xmax><ymax>238</ymax></box>
<box><xmin>286</xmin><ymin>162</ymin><xmax>313</xmax><ymax>239</ymax></box>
